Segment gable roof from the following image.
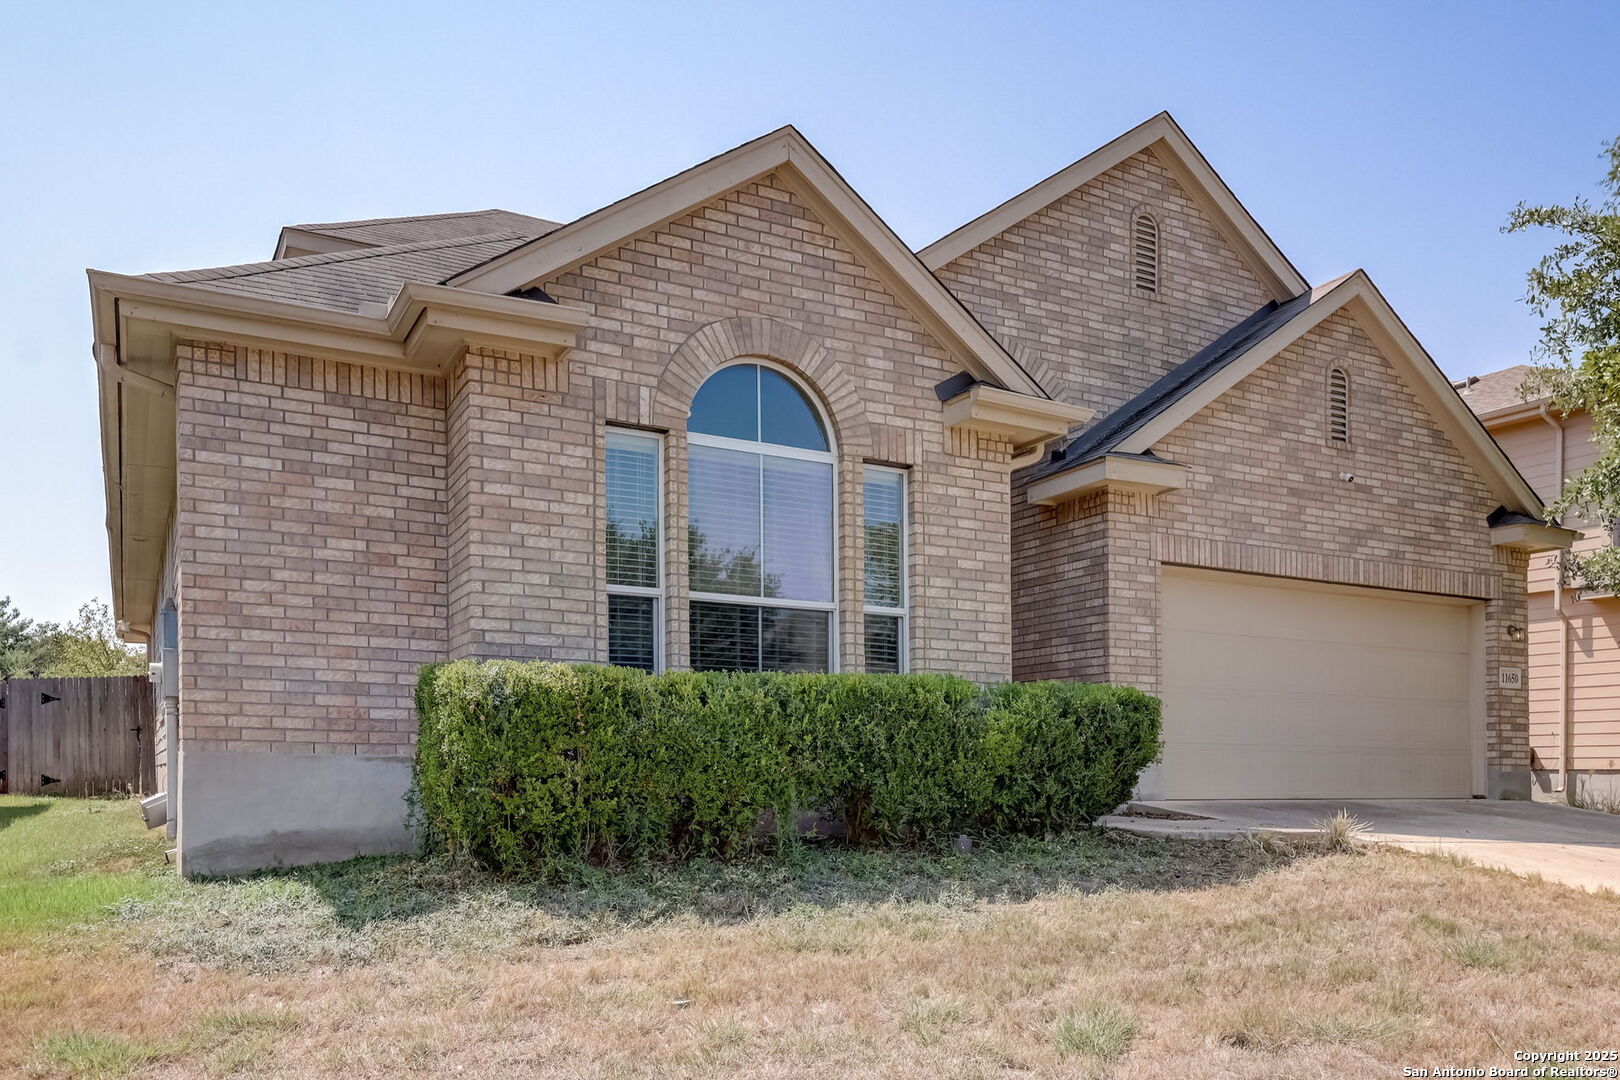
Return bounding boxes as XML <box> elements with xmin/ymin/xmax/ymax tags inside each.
<box><xmin>918</xmin><ymin>112</ymin><xmax>1308</xmax><ymax>302</ymax></box>
<box><xmin>445</xmin><ymin>126</ymin><xmax>1051</xmax><ymax>398</ymax></box>
<box><xmin>274</xmin><ymin>209</ymin><xmax>561</xmax><ymax>259</ymax></box>
<box><xmin>1028</xmin><ymin>270</ymin><xmax>1544</xmax><ymax>516</ymax></box>
<box><xmin>148</xmin><ymin>232</ymin><xmax>537</xmax><ymax>315</ymax></box>
<box><xmin>1455</xmin><ymin>364</ymin><xmax>1545</xmax><ymax>422</ymax></box>
<box><xmin>1027</xmin><ymin>290</ymin><xmax>1320</xmax><ymax>479</ymax></box>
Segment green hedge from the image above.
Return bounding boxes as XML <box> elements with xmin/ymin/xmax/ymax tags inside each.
<box><xmin>412</xmin><ymin>662</ymin><xmax>1160</xmax><ymax>876</ymax></box>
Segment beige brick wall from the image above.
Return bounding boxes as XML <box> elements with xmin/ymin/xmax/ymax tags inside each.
<box><xmin>935</xmin><ymin>147</ymin><xmax>1275</xmax><ymax>416</ymax></box>
<box><xmin>174</xmin><ymin>343</ymin><xmax>449</xmax><ymax>755</ymax></box>
<box><xmin>540</xmin><ymin>174</ymin><xmax>1014</xmax><ymax>681</ymax></box>
<box><xmin>169</xmin><ymin>172</ymin><xmax>1022</xmax><ymax>758</ymax></box>
<box><xmin>1010</xmin><ymin>309</ymin><xmax>1529</xmax><ymax>778</ymax></box>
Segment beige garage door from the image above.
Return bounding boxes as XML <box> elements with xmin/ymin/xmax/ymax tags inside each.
<box><xmin>1150</xmin><ymin>568</ymin><xmax>1478</xmax><ymax>799</ymax></box>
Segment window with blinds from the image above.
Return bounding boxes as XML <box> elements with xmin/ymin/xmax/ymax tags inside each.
<box><xmin>687</xmin><ymin>363</ymin><xmax>835</xmax><ymax>672</ymax></box>
<box><xmin>605</xmin><ymin>429</ymin><xmax>662</xmax><ymax>670</ymax></box>
<box><xmin>862</xmin><ymin>466</ymin><xmax>907</xmax><ymax>673</ymax></box>
<box><xmin>1328</xmin><ymin>368</ymin><xmax>1351</xmax><ymax>444</ymax></box>
<box><xmin>1133</xmin><ymin>213</ymin><xmax>1160</xmax><ymax>294</ymax></box>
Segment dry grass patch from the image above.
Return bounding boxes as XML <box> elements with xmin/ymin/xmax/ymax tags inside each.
<box><xmin>5</xmin><ymin>798</ymin><xmax>1620</xmax><ymax>1077</ymax></box>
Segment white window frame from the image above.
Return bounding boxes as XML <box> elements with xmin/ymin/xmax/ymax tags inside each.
<box><xmin>687</xmin><ymin>359</ymin><xmax>840</xmax><ymax>672</ymax></box>
<box><xmin>861</xmin><ymin>464</ymin><xmax>909</xmax><ymax>673</ymax></box>
<box><xmin>605</xmin><ymin>427</ymin><xmax>664</xmax><ymax>672</ymax></box>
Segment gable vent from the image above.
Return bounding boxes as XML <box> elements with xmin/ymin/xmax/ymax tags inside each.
<box><xmin>1328</xmin><ymin>367</ymin><xmax>1351</xmax><ymax>444</ymax></box>
<box><xmin>1132</xmin><ymin>214</ymin><xmax>1160</xmax><ymax>293</ymax></box>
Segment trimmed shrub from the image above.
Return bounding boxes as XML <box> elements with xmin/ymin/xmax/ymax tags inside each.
<box><xmin>413</xmin><ymin>662</ymin><xmax>1160</xmax><ymax>877</ymax></box>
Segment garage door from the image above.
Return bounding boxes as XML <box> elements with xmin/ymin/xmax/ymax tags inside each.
<box><xmin>1149</xmin><ymin>568</ymin><xmax>1478</xmax><ymax>799</ymax></box>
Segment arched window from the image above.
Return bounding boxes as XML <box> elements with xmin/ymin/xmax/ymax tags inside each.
<box><xmin>1328</xmin><ymin>367</ymin><xmax>1351</xmax><ymax>444</ymax></box>
<box><xmin>687</xmin><ymin>362</ymin><xmax>835</xmax><ymax>672</ymax></box>
<box><xmin>1132</xmin><ymin>213</ymin><xmax>1160</xmax><ymax>293</ymax></box>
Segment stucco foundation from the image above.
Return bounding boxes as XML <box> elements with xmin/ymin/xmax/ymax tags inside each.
<box><xmin>176</xmin><ymin>748</ymin><xmax>414</xmax><ymax>877</ymax></box>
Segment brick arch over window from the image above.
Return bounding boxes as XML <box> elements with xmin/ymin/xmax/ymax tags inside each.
<box><xmin>654</xmin><ymin>317</ymin><xmax>873</xmax><ymax>457</ymax></box>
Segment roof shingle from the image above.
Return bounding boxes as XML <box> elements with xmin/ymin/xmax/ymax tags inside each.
<box><xmin>1455</xmin><ymin>364</ymin><xmax>1540</xmax><ymax>416</ymax></box>
<box><xmin>145</xmin><ymin>232</ymin><xmax>535</xmax><ymax>314</ymax></box>
<box><xmin>1026</xmin><ymin>291</ymin><xmax>1316</xmax><ymax>481</ymax></box>
<box><xmin>286</xmin><ymin>209</ymin><xmax>562</xmax><ymax>249</ymax></box>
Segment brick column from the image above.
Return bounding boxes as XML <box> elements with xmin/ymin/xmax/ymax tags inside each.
<box><xmin>1484</xmin><ymin>547</ymin><xmax>1532</xmax><ymax>798</ymax></box>
<box><xmin>446</xmin><ymin>347</ymin><xmax>595</xmax><ymax>661</ymax></box>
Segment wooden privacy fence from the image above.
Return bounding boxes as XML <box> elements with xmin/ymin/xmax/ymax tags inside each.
<box><xmin>0</xmin><ymin>676</ymin><xmax>155</xmax><ymax>796</ymax></box>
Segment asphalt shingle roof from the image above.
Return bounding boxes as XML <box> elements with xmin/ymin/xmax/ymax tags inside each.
<box><xmin>288</xmin><ymin>209</ymin><xmax>562</xmax><ymax>248</ymax></box>
<box><xmin>1026</xmin><ymin>290</ymin><xmax>1316</xmax><ymax>481</ymax></box>
<box><xmin>145</xmin><ymin>232</ymin><xmax>535</xmax><ymax>314</ymax></box>
<box><xmin>1455</xmin><ymin>364</ymin><xmax>1539</xmax><ymax>416</ymax></box>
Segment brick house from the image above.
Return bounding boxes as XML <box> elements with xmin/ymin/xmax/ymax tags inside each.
<box><xmin>1460</xmin><ymin>366</ymin><xmax>1620</xmax><ymax>802</ymax></box>
<box><xmin>90</xmin><ymin>114</ymin><xmax>1570</xmax><ymax>874</ymax></box>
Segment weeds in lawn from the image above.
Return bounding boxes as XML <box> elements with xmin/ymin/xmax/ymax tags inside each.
<box><xmin>1313</xmin><ymin>810</ymin><xmax>1371</xmax><ymax>853</ymax></box>
<box><xmin>30</xmin><ymin>1032</ymin><xmax>172</xmax><ymax>1079</ymax></box>
<box><xmin>900</xmin><ymin>996</ymin><xmax>972</xmax><ymax>1046</ymax></box>
<box><xmin>1052</xmin><ymin>1004</ymin><xmax>1138</xmax><ymax>1060</ymax></box>
<box><xmin>1567</xmin><ymin>786</ymin><xmax>1620</xmax><ymax>815</ymax></box>
<box><xmin>28</xmin><ymin>1008</ymin><xmax>301</xmax><ymax>1079</ymax></box>
<box><xmin>1448</xmin><ymin>934</ymin><xmax>1514</xmax><ymax>970</ymax></box>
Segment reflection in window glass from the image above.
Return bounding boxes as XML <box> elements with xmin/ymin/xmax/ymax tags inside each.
<box><xmin>608</xmin><ymin>595</ymin><xmax>657</xmax><ymax>672</ymax></box>
<box><xmin>605</xmin><ymin>432</ymin><xmax>659</xmax><ymax>589</ymax></box>
<box><xmin>688</xmin><ymin>363</ymin><xmax>758</xmax><ymax>441</ymax></box>
<box><xmin>759</xmin><ymin>367</ymin><xmax>828</xmax><ymax>451</ymax></box>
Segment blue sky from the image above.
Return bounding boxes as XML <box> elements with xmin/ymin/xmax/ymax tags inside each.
<box><xmin>1</xmin><ymin>0</ymin><xmax>1616</xmax><ymax>624</ymax></box>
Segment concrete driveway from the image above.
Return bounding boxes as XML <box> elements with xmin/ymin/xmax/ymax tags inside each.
<box><xmin>1101</xmin><ymin>799</ymin><xmax>1620</xmax><ymax>893</ymax></box>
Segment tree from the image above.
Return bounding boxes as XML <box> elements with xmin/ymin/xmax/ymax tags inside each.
<box><xmin>0</xmin><ymin>596</ymin><xmax>39</xmax><ymax>677</ymax></box>
<box><xmin>1508</xmin><ymin>136</ymin><xmax>1620</xmax><ymax>591</ymax></box>
<box><xmin>33</xmin><ymin>601</ymin><xmax>147</xmax><ymax>677</ymax></box>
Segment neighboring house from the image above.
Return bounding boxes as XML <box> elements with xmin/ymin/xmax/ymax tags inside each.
<box><xmin>89</xmin><ymin>114</ymin><xmax>1571</xmax><ymax>875</ymax></box>
<box><xmin>1461</xmin><ymin>366</ymin><xmax>1620</xmax><ymax>801</ymax></box>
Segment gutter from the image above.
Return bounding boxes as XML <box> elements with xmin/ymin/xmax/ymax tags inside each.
<box><xmin>1539</xmin><ymin>402</ymin><xmax>1570</xmax><ymax>794</ymax></box>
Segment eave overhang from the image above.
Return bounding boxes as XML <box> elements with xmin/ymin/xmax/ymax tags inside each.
<box><xmin>1490</xmin><ymin>520</ymin><xmax>1577</xmax><ymax>553</ymax></box>
<box><xmin>1026</xmin><ymin>453</ymin><xmax>1190</xmax><ymax>507</ymax></box>
<box><xmin>941</xmin><ymin>384</ymin><xmax>1093</xmax><ymax>455</ymax></box>
<box><xmin>88</xmin><ymin>271</ymin><xmax>590</xmax><ymax>638</ymax></box>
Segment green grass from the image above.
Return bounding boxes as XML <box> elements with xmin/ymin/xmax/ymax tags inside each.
<box><xmin>29</xmin><ymin>1010</ymin><xmax>302</xmax><ymax>1079</ymax></box>
<box><xmin>1052</xmin><ymin>1004</ymin><xmax>1139</xmax><ymax>1060</ymax></box>
<box><xmin>0</xmin><ymin>795</ymin><xmax>176</xmax><ymax>934</ymax></box>
<box><xmin>31</xmin><ymin>1032</ymin><xmax>173</xmax><ymax>1079</ymax></box>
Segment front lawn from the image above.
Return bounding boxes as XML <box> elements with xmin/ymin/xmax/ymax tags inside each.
<box><xmin>3</xmin><ymin>796</ymin><xmax>1618</xmax><ymax>1078</ymax></box>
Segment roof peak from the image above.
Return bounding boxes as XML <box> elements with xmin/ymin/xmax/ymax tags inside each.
<box><xmin>918</xmin><ymin>112</ymin><xmax>1307</xmax><ymax>301</ymax></box>
<box><xmin>289</xmin><ymin>208</ymin><xmax>556</xmax><ymax>233</ymax></box>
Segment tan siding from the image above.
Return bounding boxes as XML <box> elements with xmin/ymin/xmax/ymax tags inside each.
<box><xmin>1527</xmin><ymin>591</ymin><xmax>1620</xmax><ymax>772</ymax></box>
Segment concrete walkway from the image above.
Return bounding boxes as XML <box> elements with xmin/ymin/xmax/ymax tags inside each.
<box><xmin>1099</xmin><ymin>799</ymin><xmax>1620</xmax><ymax>893</ymax></box>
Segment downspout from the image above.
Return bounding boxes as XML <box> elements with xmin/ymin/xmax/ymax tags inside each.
<box><xmin>1539</xmin><ymin>402</ymin><xmax>1570</xmax><ymax>793</ymax></box>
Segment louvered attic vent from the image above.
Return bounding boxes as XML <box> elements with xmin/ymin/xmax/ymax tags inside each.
<box><xmin>1133</xmin><ymin>214</ymin><xmax>1160</xmax><ymax>293</ymax></box>
<box><xmin>1328</xmin><ymin>367</ymin><xmax>1351</xmax><ymax>444</ymax></box>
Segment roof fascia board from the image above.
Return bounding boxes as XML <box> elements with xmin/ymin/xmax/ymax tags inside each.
<box><xmin>772</xmin><ymin>149</ymin><xmax>1047</xmax><ymax>397</ymax></box>
<box><xmin>1475</xmin><ymin>399</ymin><xmax>1555</xmax><ymax>427</ymax></box>
<box><xmin>273</xmin><ymin>227</ymin><xmax>373</xmax><ymax>260</ymax></box>
<box><xmin>90</xmin><ymin>271</ymin><xmax>588</xmax><ymax>374</ymax></box>
<box><xmin>917</xmin><ymin>112</ymin><xmax>1307</xmax><ymax>301</ymax></box>
<box><xmin>1026</xmin><ymin>453</ymin><xmax>1190</xmax><ymax>507</ymax></box>
<box><xmin>446</xmin><ymin>128</ymin><xmax>797</xmax><ymax>294</ymax></box>
<box><xmin>941</xmin><ymin>383</ymin><xmax>1094</xmax><ymax>451</ymax></box>
<box><xmin>1116</xmin><ymin>277</ymin><xmax>1354</xmax><ymax>453</ymax></box>
<box><xmin>446</xmin><ymin>128</ymin><xmax>1049</xmax><ymax>398</ymax></box>
<box><xmin>1117</xmin><ymin>271</ymin><xmax>1546</xmax><ymax>515</ymax></box>
<box><xmin>1491</xmin><ymin>520</ymin><xmax>1576</xmax><ymax>552</ymax></box>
